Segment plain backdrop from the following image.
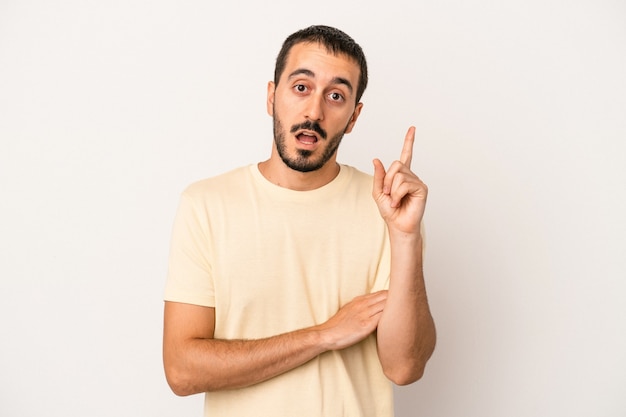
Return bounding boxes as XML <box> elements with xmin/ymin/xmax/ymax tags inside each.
<box><xmin>1</xmin><ymin>1</ymin><xmax>625</xmax><ymax>416</ymax></box>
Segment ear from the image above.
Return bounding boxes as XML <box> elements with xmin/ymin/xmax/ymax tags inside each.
<box><xmin>344</xmin><ymin>102</ymin><xmax>363</xmax><ymax>134</ymax></box>
<box><xmin>266</xmin><ymin>81</ymin><xmax>276</xmax><ymax>117</ymax></box>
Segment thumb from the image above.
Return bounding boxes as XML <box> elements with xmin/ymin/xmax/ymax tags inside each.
<box><xmin>372</xmin><ymin>159</ymin><xmax>386</xmax><ymax>197</ymax></box>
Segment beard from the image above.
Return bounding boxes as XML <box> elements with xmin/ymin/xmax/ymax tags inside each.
<box><xmin>272</xmin><ymin>110</ymin><xmax>347</xmax><ymax>173</ymax></box>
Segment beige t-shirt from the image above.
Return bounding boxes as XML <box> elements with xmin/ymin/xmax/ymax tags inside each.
<box><xmin>165</xmin><ymin>164</ymin><xmax>393</xmax><ymax>417</ymax></box>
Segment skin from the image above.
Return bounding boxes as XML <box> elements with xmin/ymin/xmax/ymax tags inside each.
<box><xmin>163</xmin><ymin>42</ymin><xmax>436</xmax><ymax>395</ymax></box>
<box><xmin>259</xmin><ymin>42</ymin><xmax>363</xmax><ymax>190</ymax></box>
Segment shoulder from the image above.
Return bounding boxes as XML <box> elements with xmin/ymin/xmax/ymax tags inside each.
<box><xmin>182</xmin><ymin>165</ymin><xmax>253</xmax><ymax>199</ymax></box>
<box><xmin>342</xmin><ymin>165</ymin><xmax>373</xmax><ymax>183</ymax></box>
<box><xmin>339</xmin><ymin>164</ymin><xmax>374</xmax><ymax>195</ymax></box>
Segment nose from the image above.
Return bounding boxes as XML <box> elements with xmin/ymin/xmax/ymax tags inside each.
<box><xmin>304</xmin><ymin>93</ymin><xmax>324</xmax><ymax>121</ymax></box>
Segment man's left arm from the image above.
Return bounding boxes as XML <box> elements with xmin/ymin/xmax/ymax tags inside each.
<box><xmin>372</xmin><ymin>126</ymin><xmax>436</xmax><ymax>385</ymax></box>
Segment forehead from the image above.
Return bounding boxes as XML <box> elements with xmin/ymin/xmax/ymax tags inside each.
<box><xmin>282</xmin><ymin>42</ymin><xmax>360</xmax><ymax>85</ymax></box>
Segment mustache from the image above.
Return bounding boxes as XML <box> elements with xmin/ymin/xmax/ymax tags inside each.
<box><xmin>290</xmin><ymin>120</ymin><xmax>327</xmax><ymax>140</ymax></box>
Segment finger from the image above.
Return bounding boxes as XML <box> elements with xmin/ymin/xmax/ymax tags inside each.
<box><xmin>389</xmin><ymin>170</ymin><xmax>426</xmax><ymax>208</ymax></box>
<box><xmin>390</xmin><ymin>178</ymin><xmax>414</xmax><ymax>208</ymax></box>
<box><xmin>366</xmin><ymin>289</ymin><xmax>388</xmax><ymax>303</ymax></box>
<box><xmin>399</xmin><ymin>126</ymin><xmax>416</xmax><ymax>168</ymax></box>
<box><xmin>364</xmin><ymin>293</ymin><xmax>387</xmax><ymax>317</ymax></box>
<box><xmin>353</xmin><ymin>290</ymin><xmax>387</xmax><ymax>304</ymax></box>
<box><xmin>367</xmin><ymin>301</ymin><xmax>386</xmax><ymax>318</ymax></box>
<box><xmin>382</xmin><ymin>160</ymin><xmax>408</xmax><ymax>201</ymax></box>
<box><xmin>372</xmin><ymin>158</ymin><xmax>387</xmax><ymax>196</ymax></box>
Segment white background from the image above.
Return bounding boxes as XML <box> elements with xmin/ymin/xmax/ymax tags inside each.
<box><xmin>1</xmin><ymin>1</ymin><xmax>625</xmax><ymax>416</ymax></box>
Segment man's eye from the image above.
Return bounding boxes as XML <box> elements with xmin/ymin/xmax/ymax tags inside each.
<box><xmin>294</xmin><ymin>84</ymin><xmax>307</xmax><ymax>93</ymax></box>
<box><xmin>329</xmin><ymin>92</ymin><xmax>344</xmax><ymax>101</ymax></box>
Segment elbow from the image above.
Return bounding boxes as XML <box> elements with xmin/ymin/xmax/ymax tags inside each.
<box><xmin>387</xmin><ymin>326</ymin><xmax>436</xmax><ymax>385</ymax></box>
<box><xmin>168</xmin><ymin>383</ymin><xmax>193</xmax><ymax>397</ymax></box>
<box><xmin>165</xmin><ymin>367</ymin><xmax>195</xmax><ymax>397</ymax></box>
<box><xmin>169</xmin><ymin>383</ymin><xmax>193</xmax><ymax>397</ymax></box>
<box><xmin>165</xmin><ymin>360</ymin><xmax>225</xmax><ymax>395</ymax></box>
<box><xmin>164</xmin><ymin>361</ymin><xmax>206</xmax><ymax>396</ymax></box>
<box><xmin>384</xmin><ymin>364</ymin><xmax>426</xmax><ymax>386</ymax></box>
<box><xmin>382</xmin><ymin>343</ymin><xmax>435</xmax><ymax>385</ymax></box>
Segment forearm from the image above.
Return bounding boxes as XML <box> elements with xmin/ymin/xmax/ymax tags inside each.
<box><xmin>376</xmin><ymin>232</ymin><xmax>436</xmax><ymax>385</ymax></box>
<box><xmin>165</xmin><ymin>327</ymin><xmax>326</xmax><ymax>395</ymax></box>
<box><xmin>164</xmin><ymin>290</ymin><xmax>387</xmax><ymax>395</ymax></box>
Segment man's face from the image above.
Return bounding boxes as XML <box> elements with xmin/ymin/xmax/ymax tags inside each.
<box><xmin>267</xmin><ymin>42</ymin><xmax>363</xmax><ymax>173</ymax></box>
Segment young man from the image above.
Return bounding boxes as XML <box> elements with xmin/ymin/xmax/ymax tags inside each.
<box><xmin>163</xmin><ymin>25</ymin><xmax>436</xmax><ymax>416</ymax></box>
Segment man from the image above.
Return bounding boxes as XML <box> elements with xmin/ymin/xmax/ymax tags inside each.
<box><xmin>163</xmin><ymin>25</ymin><xmax>436</xmax><ymax>416</ymax></box>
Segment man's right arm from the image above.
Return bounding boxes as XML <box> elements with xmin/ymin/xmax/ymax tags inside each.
<box><xmin>162</xmin><ymin>290</ymin><xmax>387</xmax><ymax>395</ymax></box>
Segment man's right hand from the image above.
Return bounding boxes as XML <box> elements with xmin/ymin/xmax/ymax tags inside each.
<box><xmin>163</xmin><ymin>291</ymin><xmax>387</xmax><ymax>395</ymax></box>
<box><xmin>316</xmin><ymin>290</ymin><xmax>388</xmax><ymax>350</ymax></box>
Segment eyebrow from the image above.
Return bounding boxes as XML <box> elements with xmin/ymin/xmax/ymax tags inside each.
<box><xmin>287</xmin><ymin>68</ymin><xmax>354</xmax><ymax>95</ymax></box>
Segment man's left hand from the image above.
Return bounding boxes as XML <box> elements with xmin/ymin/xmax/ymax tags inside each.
<box><xmin>372</xmin><ymin>126</ymin><xmax>427</xmax><ymax>236</ymax></box>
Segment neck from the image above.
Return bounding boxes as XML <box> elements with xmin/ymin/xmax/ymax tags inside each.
<box><xmin>258</xmin><ymin>150</ymin><xmax>340</xmax><ymax>191</ymax></box>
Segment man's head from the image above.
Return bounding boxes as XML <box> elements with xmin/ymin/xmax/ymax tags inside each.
<box><xmin>267</xmin><ymin>26</ymin><xmax>367</xmax><ymax>174</ymax></box>
<box><xmin>274</xmin><ymin>25</ymin><xmax>368</xmax><ymax>104</ymax></box>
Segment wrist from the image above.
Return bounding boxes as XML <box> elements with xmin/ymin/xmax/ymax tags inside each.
<box><xmin>388</xmin><ymin>228</ymin><xmax>423</xmax><ymax>244</ymax></box>
<box><xmin>310</xmin><ymin>324</ymin><xmax>337</xmax><ymax>352</ymax></box>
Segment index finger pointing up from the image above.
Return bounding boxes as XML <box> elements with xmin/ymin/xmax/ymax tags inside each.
<box><xmin>400</xmin><ymin>126</ymin><xmax>416</xmax><ymax>168</ymax></box>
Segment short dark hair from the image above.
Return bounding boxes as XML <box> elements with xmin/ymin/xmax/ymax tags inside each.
<box><xmin>274</xmin><ymin>25</ymin><xmax>368</xmax><ymax>103</ymax></box>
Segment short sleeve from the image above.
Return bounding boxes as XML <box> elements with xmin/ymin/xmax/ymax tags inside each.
<box><xmin>163</xmin><ymin>191</ymin><xmax>215</xmax><ymax>307</ymax></box>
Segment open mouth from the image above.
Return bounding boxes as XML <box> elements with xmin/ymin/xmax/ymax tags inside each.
<box><xmin>296</xmin><ymin>131</ymin><xmax>319</xmax><ymax>145</ymax></box>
